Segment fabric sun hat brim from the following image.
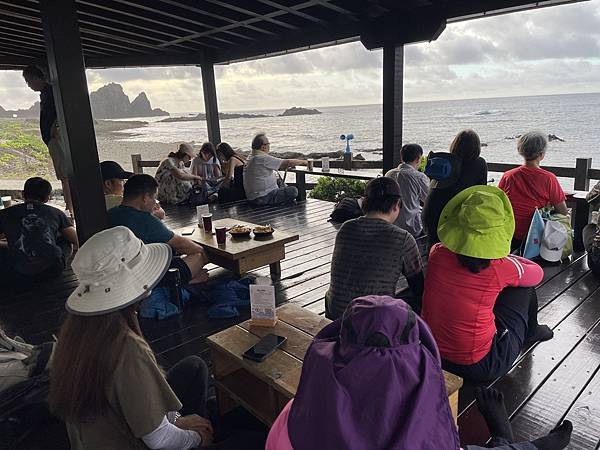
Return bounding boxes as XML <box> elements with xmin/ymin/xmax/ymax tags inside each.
<box><xmin>66</xmin><ymin>243</ymin><xmax>172</xmax><ymax>316</ymax></box>
<box><xmin>437</xmin><ymin>185</ymin><xmax>515</xmax><ymax>260</ymax></box>
<box><xmin>540</xmin><ymin>243</ymin><xmax>563</xmax><ymax>262</ymax></box>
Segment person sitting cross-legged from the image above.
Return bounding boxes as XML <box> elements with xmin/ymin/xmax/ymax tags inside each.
<box><xmin>422</xmin><ymin>185</ymin><xmax>553</xmax><ymax>382</ymax></box>
<box><xmin>108</xmin><ymin>174</ymin><xmax>209</xmax><ymax>284</ymax></box>
<box><xmin>0</xmin><ymin>177</ymin><xmax>78</xmax><ymax>281</ymax></box>
<box><xmin>325</xmin><ymin>177</ymin><xmax>424</xmax><ymax>319</ymax></box>
<box><xmin>243</xmin><ymin>133</ymin><xmax>307</xmax><ymax>206</ymax></box>
<box><xmin>385</xmin><ymin>143</ymin><xmax>430</xmax><ymax>237</ymax></box>
<box><xmin>266</xmin><ymin>295</ymin><xmax>572</xmax><ymax>450</ymax></box>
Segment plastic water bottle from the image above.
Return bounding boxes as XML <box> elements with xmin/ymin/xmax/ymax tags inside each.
<box><xmin>166</xmin><ymin>268</ymin><xmax>182</xmax><ymax>311</ymax></box>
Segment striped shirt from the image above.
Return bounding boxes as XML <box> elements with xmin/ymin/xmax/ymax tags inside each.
<box><xmin>325</xmin><ymin>217</ymin><xmax>422</xmax><ymax>319</ymax></box>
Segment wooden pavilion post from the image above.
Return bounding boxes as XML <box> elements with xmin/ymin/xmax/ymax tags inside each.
<box><xmin>201</xmin><ymin>62</ymin><xmax>221</xmax><ymax>144</ymax></box>
<box><xmin>39</xmin><ymin>0</ymin><xmax>106</xmax><ymax>242</ymax></box>
<box><xmin>382</xmin><ymin>45</ymin><xmax>404</xmax><ymax>174</ymax></box>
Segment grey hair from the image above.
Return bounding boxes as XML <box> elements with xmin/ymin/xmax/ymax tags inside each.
<box><xmin>517</xmin><ymin>131</ymin><xmax>548</xmax><ymax>161</ymax></box>
<box><xmin>251</xmin><ymin>133</ymin><xmax>268</xmax><ymax>150</ymax></box>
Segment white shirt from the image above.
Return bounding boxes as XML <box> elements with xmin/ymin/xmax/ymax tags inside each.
<box><xmin>243</xmin><ymin>151</ymin><xmax>283</xmax><ymax>200</ymax></box>
<box><xmin>385</xmin><ymin>163</ymin><xmax>430</xmax><ymax>237</ymax></box>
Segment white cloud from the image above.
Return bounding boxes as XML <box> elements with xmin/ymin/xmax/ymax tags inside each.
<box><xmin>0</xmin><ymin>1</ymin><xmax>598</xmax><ymax>111</ymax></box>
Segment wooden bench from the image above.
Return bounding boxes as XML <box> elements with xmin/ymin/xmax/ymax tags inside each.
<box><xmin>207</xmin><ymin>303</ymin><xmax>463</xmax><ymax>426</ymax></box>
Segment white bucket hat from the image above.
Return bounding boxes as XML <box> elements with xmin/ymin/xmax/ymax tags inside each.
<box><xmin>540</xmin><ymin>221</ymin><xmax>568</xmax><ymax>262</ymax></box>
<box><xmin>67</xmin><ymin>226</ymin><xmax>172</xmax><ymax>316</ymax></box>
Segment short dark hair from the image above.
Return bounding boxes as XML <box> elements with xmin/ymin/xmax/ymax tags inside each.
<box><xmin>449</xmin><ymin>129</ymin><xmax>481</xmax><ymax>161</ymax></box>
<box><xmin>22</xmin><ymin>65</ymin><xmax>45</xmax><ymax>80</ymax></box>
<box><xmin>123</xmin><ymin>174</ymin><xmax>158</xmax><ymax>200</ymax></box>
<box><xmin>401</xmin><ymin>144</ymin><xmax>423</xmax><ymax>164</ymax></box>
<box><xmin>362</xmin><ymin>177</ymin><xmax>401</xmax><ymax>214</ymax></box>
<box><xmin>457</xmin><ymin>254</ymin><xmax>491</xmax><ymax>273</ymax></box>
<box><xmin>251</xmin><ymin>133</ymin><xmax>268</xmax><ymax>150</ymax></box>
<box><xmin>23</xmin><ymin>177</ymin><xmax>52</xmax><ymax>202</ymax></box>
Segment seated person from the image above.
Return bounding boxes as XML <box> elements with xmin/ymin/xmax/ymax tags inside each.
<box><xmin>0</xmin><ymin>177</ymin><xmax>78</xmax><ymax>280</ymax></box>
<box><xmin>216</xmin><ymin>142</ymin><xmax>247</xmax><ymax>203</ymax></box>
<box><xmin>108</xmin><ymin>174</ymin><xmax>209</xmax><ymax>284</ymax></box>
<box><xmin>244</xmin><ymin>133</ymin><xmax>307</xmax><ymax>206</ymax></box>
<box><xmin>325</xmin><ymin>177</ymin><xmax>424</xmax><ymax>319</ymax></box>
<box><xmin>51</xmin><ymin>227</ymin><xmax>263</xmax><ymax>450</ymax></box>
<box><xmin>155</xmin><ymin>143</ymin><xmax>204</xmax><ymax>205</ymax></box>
<box><xmin>101</xmin><ymin>160</ymin><xmax>166</xmax><ymax>220</ymax></box>
<box><xmin>423</xmin><ymin>129</ymin><xmax>488</xmax><ymax>248</ymax></box>
<box><xmin>384</xmin><ymin>143</ymin><xmax>430</xmax><ymax>237</ymax></box>
<box><xmin>190</xmin><ymin>142</ymin><xmax>223</xmax><ymax>203</ymax></box>
<box><xmin>498</xmin><ymin>131</ymin><xmax>567</xmax><ymax>247</ymax></box>
<box><xmin>266</xmin><ymin>295</ymin><xmax>572</xmax><ymax>450</ymax></box>
<box><xmin>422</xmin><ymin>186</ymin><xmax>553</xmax><ymax>382</ymax></box>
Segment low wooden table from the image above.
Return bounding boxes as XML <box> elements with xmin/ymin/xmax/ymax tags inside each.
<box><xmin>207</xmin><ymin>304</ymin><xmax>463</xmax><ymax>426</ymax></box>
<box><xmin>182</xmin><ymin>218</ymin><xmax>299</xmax><ymax>279</ymax></box>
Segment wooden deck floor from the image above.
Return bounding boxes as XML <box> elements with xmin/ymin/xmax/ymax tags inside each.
<box><xmin>1</xmin><ymin>198</ymin><xmax>599</xmax><ymax>449</ymax></box>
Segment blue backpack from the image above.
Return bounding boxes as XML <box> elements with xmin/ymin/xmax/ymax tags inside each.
<box><xmin>424</xmin><ymin>152</ymin><xmax>462</xmax><ymax>188</ymax></box>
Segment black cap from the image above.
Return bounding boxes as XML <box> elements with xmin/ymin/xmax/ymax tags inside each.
<box><xmin>365</xmin><ymin>176</ymin><xmax>401</xmax><ymax>199</ymax></box>
<box><xmin>100</xmin><ymin>161</ymin><xmax>133</xmax><ymax>181</ymax></box>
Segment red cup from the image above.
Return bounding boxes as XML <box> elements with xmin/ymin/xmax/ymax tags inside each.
<box><xmin>216</xmin><ymin>226</ymin><xmax>227</xmax><ymax>245</ymax></box>
<box><xmin>202</xmin><ymin>214</ymin><xmax>213</xmax><ymax>233</ymax></box>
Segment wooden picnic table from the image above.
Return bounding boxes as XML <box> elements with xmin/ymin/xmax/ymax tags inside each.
<box><xmin>207</xmin><ymin>304</ymin><xmax>463</xmax><ymax>426</ymax></box>
<box><xmin>180</xmin><ymin>218</ymin><xmax>299</xmax><ymax>279</ymax></box>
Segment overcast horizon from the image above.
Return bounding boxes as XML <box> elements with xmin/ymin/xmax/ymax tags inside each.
<box><xmin>1</xmin><ymin>1</ymin><xmax>599</xmax><ymax>113</ymax></box>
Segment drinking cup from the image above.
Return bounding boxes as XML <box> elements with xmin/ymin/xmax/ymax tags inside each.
<box><xmin>196</xmin><ymin>205</ymin><xmax>209</xmax><ymax>224</ymax></box>
<box><xmin>1</xmin><ymin>196</ymin><xmax>12</xmax><ymax>208</ymax></box>
<box><xmin>202</xmin><ymin>214</ymin><xmax>213</xmax><ymax>233</ymax></box>
<box><xmin>307</xmin><ymin>160</ymin><xmax>314</xmax><ymax>171</ymax></box>
<box><xmin>321</xmin><ymin>157</ymin><xmax>330</xmax><ymax>172</ymax></box>
<box><xmin>216</xmin><ymin>226</ymin><xmax>227</xmax><ymax>245</ymax></box>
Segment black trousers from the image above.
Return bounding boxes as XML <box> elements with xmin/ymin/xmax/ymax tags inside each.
<box><xmin>443</xmin><ymin>287</ymin><xmax>540</xmax><ymax>382</ymax></box>
<box><xmin>165</xmin><ymin>356</ymin><xmax>265</xmax><ymax>450</ymax></box>
<box><xmin>583</xmin><ymin>223</ymin><xmax>600</xmax><ymax>275</ymax></box>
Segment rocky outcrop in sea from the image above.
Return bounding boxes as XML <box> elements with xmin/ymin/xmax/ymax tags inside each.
<box><xmin>160</xmin><ymin>112</ymin><xmax>269</xmax><ymax>123</ymax></box>
<box><xmin>90</xmin><ymin>83</ymin><xmax>169</xmax><ymax>119</ymax></box>
<box><xmin>278</xmin><ymin>107</ymin><xmax>321</xmax><ymax>117</ymax></box>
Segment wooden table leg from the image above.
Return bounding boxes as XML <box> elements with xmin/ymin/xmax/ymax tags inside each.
<box><xmin>573</xmin><ymin>199</ymin><xmax>591</xmax><ymax>251</ymax></box>
<box><xmin>270</xmin><ymin>261</ymin><xmax>281</xmax><ymax>280</ymax></box>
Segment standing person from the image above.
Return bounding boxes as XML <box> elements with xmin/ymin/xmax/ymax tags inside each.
<box><xmin>108</xmin><ymin>175</ymin><xmax>209</xmax><ymax>284</ymax></box>
<box><xmin>155</xmin><ymin>143</ymin><xmax>204</xmax><ymax>204</ymax></box>
<box><xmin>22</xmin><ymin>65</ymin><xmax>73</xmax><ymax>217</ymax></box>
<box><xmin>498</xmin><ymin>131</ymin><xmax>567</xmax><ymax>248</ymax></box>
<box><xmin>216</xmin><ymin>142</ymin><xmax>247</xmax><ymax>203</ymax></box>
<box><xmin>101</xmin><ymin>160</ymin><xmax>165</xmax><ymax>219</ymax></box>
<box><xmin>244</xmin><ymin>133</ymin><xmax>307</xmax><ymax>206</ymax></box>
<box><xmin>385</xmin><ymin>144</ymin><xmax>430</xmax><ymax>237</ymax></box>
<box><xmin>325</xmin><ymin>177</ymin><xmax>424</xmax><ymax>319</ymax></box>
<box><xmin>422</xmin><ymin>186</ymin><xmax>553</xmax><ymax>382</ymax></box>
<box><xmin>423</xmin><ymin>129</ymin><xmax>488</xmax><ymax>247</ymax></box>
<box><xmin>0</xmin><ymin>177</ymin><xmax>78</xmax><ymax>280</ymax></box>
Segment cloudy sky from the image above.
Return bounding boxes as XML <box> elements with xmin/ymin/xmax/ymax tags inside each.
<box><xmin>1</xmin><ymin>1</ymin><xmax>599</xmax><ymax>113</ymax></box>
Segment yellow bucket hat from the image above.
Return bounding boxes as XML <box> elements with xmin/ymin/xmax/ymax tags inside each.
<box><xmin>438</xmin><ymin>185</ymin><xmax>515</xmax><ymax>259</ymax></box>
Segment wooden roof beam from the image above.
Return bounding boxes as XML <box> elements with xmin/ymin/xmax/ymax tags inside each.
<box><xmin>256</xmin><ymin>0</ymin><xmax>327</xmax><ymax>24</ymax></box>
<box><xmin>203</xmin><ymin>0</ymin><xmax>299</xmax><ymax>31</ymax></box>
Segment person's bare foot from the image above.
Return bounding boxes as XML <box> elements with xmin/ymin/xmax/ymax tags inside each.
<box><xmin>474</xmin><ymin>387</ymin><xmax>514</xmax><ymax>442</ymax></box>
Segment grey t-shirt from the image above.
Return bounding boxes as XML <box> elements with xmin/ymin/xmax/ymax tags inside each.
<box><xmin>326</xmin><ymin>217</ymin><xmax>423</xmax><ymax>319</ymax></box>
<box><xmin>243</xmin><ymin>152</ymin><xmax>282</xmax><ymax>200</ymax></box>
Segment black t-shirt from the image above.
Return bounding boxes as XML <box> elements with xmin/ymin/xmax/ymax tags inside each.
<box><xmin>0</xmin><ymin>202</ymin><xmax>71</xmax><ymax>274</ymax></box>
<box><xmin>40</xmin><ymin>84</ymin><xmax>57</xmax><ymax>145</ymax></box>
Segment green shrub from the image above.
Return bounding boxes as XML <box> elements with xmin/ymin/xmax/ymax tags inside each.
<box><xmin>309</xmin><ymin>176</ymin><xmax>367</xmax><ymax>202</ymax></box>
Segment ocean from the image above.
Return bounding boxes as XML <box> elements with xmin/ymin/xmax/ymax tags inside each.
<box><xmin>108</xmin><ymin>92</ymin><xmax>600</xmax><ymax>188</ymax></box>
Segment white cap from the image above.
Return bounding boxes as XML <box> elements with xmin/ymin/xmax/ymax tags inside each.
<box><xmin>67</xmin><ymin>226</ymin><xmax>172</xmax><ymax>316</ymax></box>
<box><xmin>540</xmin><ymin>221</ymin><xmax>567</xmax><ymax>262</ymax></box>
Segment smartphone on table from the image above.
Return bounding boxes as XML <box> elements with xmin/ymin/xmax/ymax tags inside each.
<box><xmin>242</xmin><ymin>334</ymin><xmax>287</xmax><ymax>362</ymax></box>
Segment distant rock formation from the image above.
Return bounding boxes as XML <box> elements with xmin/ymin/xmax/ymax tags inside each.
<box><xmin>90</xmin><ymin>83</ymin><xmax>168</xmax><ymax>119</ymax></box>
<box><xmin>160</xmin><ymin>111</ymin><xmax>269</xmax><ymax>123</ymax></box>
<box><xmin>0</xmin><ymin>101</ymin><xmax>40</xmax><ymax>119</ymax></box>
<box><xmin>278</xmin><ymin>107</ymin><xmax>321</xmax><ymax>117</ymax></box>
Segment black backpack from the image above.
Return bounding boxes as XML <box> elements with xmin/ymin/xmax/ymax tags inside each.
<box><xmin>330</xmin><ymin>197</ymin><xmax>363</xmax><ymax>223</ymax></box>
